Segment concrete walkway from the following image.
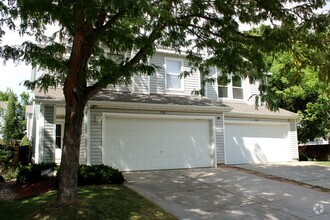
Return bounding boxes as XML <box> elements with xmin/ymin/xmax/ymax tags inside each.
<box><xmin>234</xmin><ymin>162</ymin><xmax>330</xmax><ymax>189</ymax></box>
<box><xmin>124</xmin><ymin>167</ymin><xmax>330</xmax><ymax>220</ymax></box>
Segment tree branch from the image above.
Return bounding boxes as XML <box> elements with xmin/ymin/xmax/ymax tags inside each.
<box><xmin>97</xmin><ymin>10</ymin><xmax>126</xmax><ymax>33</ymax></box>
<box><xmin>127</xmin><ymin>24</ymin><xmax>165</xmax><ymax>66</ymax></box>
<box><xmin>87</xmin><ymin>23</ymin><xmax>166</xmax><ymax>97</ymax></box>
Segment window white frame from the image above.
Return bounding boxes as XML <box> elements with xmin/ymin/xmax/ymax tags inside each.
<box><xmin>217</xmin><ymin>73</ymin><xmax>245</xmax><ymax>101</ymax></box>
<box><xmin>165</xmin><ymin>58</ymin><xmax>184</xmax><ymax>91</ymax></box>
<box><xmin>231</xmin><ymin>75</ymin><xmax>244</xmax><ymax>100</ymax></box>
<box><xmin>55</xmin><ymin>120</ymin><xmax>64</xmax><ymax>149</ymax></box>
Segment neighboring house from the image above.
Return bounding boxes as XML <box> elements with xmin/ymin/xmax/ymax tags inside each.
<box><xmin>26</xmin><ymin>50</ymin><xmax>299</xmax><ymax>171</ymax></box>
<box><xmin>299</xmin><ymin>138</ymin><xmax>329</xmax><ymax>146</ymax></box>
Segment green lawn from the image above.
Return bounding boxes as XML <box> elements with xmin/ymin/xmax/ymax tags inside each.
<box><xmin>317</xmin><ymin>161</ymin><xmax>330</xmax><ymax>167</ymax></box>
<box><xmin>0</xmin><ymin>185</ymin><xmax>176</xmax><ymax>220</ymax></box>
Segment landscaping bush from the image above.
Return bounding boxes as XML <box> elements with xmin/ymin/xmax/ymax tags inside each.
<box><xmin>16</xmin><ymin>162</ymin><xmax>58</xmax><ymax>184</ymax></box>
<box><xmin>16</xmin><ymin>163</ymin><xmax>124</xmax><ymax>186</ymax></box>
<box><xmin>2</xmin><ymin>167</ymin><xmax>18</xmax><ymax>180</ymax></box>
<box><xmin>299</xmin><ymin>144</ymin><xmax>330</xmax><ymax>161</ymax></box>
<box><xmin>0</xmin><ymin>145</ymin><xmax>13</xmax><ymax>167</ymax></box>
<box><xmin>78</xmin><ymin>164</ymin><xmax>125</xmax><ymax>186</ymax></box>
<box><xmin>299</xmin><ymin>154</ymin><xmax>309</xmax><ymax>161</ymax></box>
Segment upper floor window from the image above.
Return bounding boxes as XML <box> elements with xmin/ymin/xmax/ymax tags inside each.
<box><xmin>218</xmin><ymin>74</ymin><xmax>244</xmax><ymax>100</ymax></box>
<box><xmin>232</xmin><ymin>75</ymin><xmax>244</xmax><ymax>99</ymax></box>
<box><xmin>165</xmin><ymin>59</ymin><xmax>183</xmax><ymax>90</ymax></box>
<box><xmin>218</xmin><ymin>78</ymin><xmax>229</xmax><ymax>98</ymax></box>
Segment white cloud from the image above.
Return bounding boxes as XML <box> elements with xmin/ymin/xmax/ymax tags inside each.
<box><xmin>0</xmin><ymin>28</ymin><xmax>33</xmax><ymax>95</ymax></box>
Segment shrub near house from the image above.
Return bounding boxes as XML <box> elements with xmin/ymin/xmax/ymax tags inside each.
<box><xmin>16</xmin><ymin>163</ymin><xmax>124</xmax><ymax>185</ymax></box>
<box><xmin>299</xmin><ymin>144</ymin><xmax>330</xmax><ymax>161</ymax></box>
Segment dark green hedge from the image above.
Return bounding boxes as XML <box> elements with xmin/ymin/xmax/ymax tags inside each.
<box><xmin>16</xmin><ymin>162</ymin><xmax>58</xmax><ymax>184</ymax></box>
<box><xmin>78</xmin><ymin>164</ymin><xmax>125</xmax><ymax>185</ymax></box>
<box><xmin>0</xmin><ymin>145</ymin><xmax>13</xmax><ymax>167</ymax></box>
<box><xmin>299</xmin><ymin>144</ymin><xmax>330</xmax><ymax>161</ymax></box>
<box><xmin>16</xmin><ymin>163</ymin><xmax>125</xmax><ymax>185</ymax></box>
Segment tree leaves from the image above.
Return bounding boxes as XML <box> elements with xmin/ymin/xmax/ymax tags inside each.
<box><xmin>0</xmin><ymin>89</ymin><xmax>29</xmax><ymax>145</ymax></box>
<box><xmin>267</xmin><ymin>51</ymin><xmax>330</xmax><ymax>143</ymax></box>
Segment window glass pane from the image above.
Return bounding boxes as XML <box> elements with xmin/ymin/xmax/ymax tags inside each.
<box><xmin>218</xmin><ymin>86</ymin><xmax>228</xmax><ymax>98</ymax></box>
<box><xmin>56</xmin><ymin>124</ymin><xmax>61</xmax><ymax>136</ymax></box>
<box><xmin>56</xmin><ymin>124</ymin><xmax>62</xmax><ymax>148</ymax></box>
<box><xmin>166</xmin><ymin>59</ymin><xmax>182</xmax><ymax>89</ymax></box>
<box><xmin>232</xmin><ymin>75</ymin><xmax>242</xmax><ymax>87</ymax></box>
<box><xmin>56</xmin><ymin>137</ymin><xmax>61</xmax><ymax>149</ymax></box>
<box><xmin>217</xmin><ymin>75</ymin><xmax>230</xmax><ymax>86</ymax></box>
<box><xmin>167</xmin><ymin>75</ymin><xmax>181</xmax><ymax>89</ymax></box>
<box><xmin>233</xmin><ymin>88</ymin><xmax>243</xmax><ymax>99</ymax></box>
<box><xmin>166</xmin><ymin>60</ymin><xmax>181</xmax><ymax>75</ymax></box>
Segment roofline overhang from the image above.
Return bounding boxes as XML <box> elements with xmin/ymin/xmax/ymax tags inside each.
<box><xmin>89</xmin><ymin>100</ymin><xmax>233</xmax><ymax>114</ymax></box>
<box><xmin>34</xmin><ymin>98</ymin><xmax>233</xmax><ymax>114</ymax></box>
<box><xmin>224</xmin><ymin>111</ymin><xmax>300</xmax><ymax>120</ymax></box>
<box><xmin>34</xmin><ymin>99</ymin><xmax>64</xmax><ymax>105</ymax></box>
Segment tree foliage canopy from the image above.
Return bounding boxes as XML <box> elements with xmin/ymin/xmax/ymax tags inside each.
<box><xmin>1</xmin><ymin>0</ymin><xmax>329</xmax><ymax>205</ymax></box>
<box><xmin>267</xmin><ymin>50</ymin><xmax>330</xmax><ymax>143</ymax></box>
<box><xmin>0</xmin><ymin>89</ymin><xmax>30</xmax><ymax>145</ymax></box>
<box><xmin>0</xmin><ymin>0</ymin><xmax>328</xmax><ymax>94</ymax></box>
<box><xmin>265</xmin><ymin>23</ymin><xmax>330</xmax><ymax>143</ymax></box>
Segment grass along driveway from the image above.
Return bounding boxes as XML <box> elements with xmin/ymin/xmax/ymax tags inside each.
<box><xmin>317</xmin><ymin>161</ymin><xmax>330</xmax><ymax>167</ymax></box>
<box><xmin>0</xmin><ymin>185</ymin><xmax>176</xmax><ymax>220</ymax></box>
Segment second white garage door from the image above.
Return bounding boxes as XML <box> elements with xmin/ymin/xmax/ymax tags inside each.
<box><xmin>103</xmin><ymin>115</ymin><xmax>213</xmax><ymax>171</ymax></box>
<box><xmin>225</xmin><ymin>122</ymin><xmax>292</xmax><ymax>164</ymax></box>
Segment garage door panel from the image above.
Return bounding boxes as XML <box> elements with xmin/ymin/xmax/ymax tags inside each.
<box><xmin>225</xmin><ymin>123</ymin><xmax>291</xmax><ymax>164</ymax></box>
<box><xmin>103</xmin><ymin>116</ymin><xmax>212</xmax><ymax>171</ymax></box>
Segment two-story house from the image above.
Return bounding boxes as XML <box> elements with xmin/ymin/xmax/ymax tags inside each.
<box><xmin>26</xmin><ymin>50</ymin><xmax>299</xmax><ymax>171</ymax></box>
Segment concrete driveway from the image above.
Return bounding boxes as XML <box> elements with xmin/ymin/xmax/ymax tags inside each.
<box><xmin>234</xmin><ymin>162</ymin><xmax>330</xmax><ymax>189</ymax></box>
<box><xmin>124</xmin><ymin>167</ymin><xmax>330</xmax><ymax>220</ymax></box>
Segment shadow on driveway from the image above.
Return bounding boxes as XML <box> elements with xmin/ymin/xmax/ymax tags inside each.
<box><xmin>233</xmin><ymin>162</ymin><xmax>330</xmax><ymax>190</ymax></box>
<box><xmin>124</xmin><ymin>167</ymin><xmax>330</xmax><ymax>220</ymax></box>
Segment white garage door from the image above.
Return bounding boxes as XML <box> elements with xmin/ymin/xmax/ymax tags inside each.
<box><xmin>103</xmin><ymin>116</ymin><xmax>212</xmax><ymax>171</ymax></box>
<box><xmin>225</xmin><ymin>122</ymin><xmax>291</xmax><ymax>164</ymax></box>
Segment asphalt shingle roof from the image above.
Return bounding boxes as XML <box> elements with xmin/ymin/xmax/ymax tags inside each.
<box><xmin>223</xmin><ymin>101</ymin><xmax>298</xmax><ymax>118</ymax></box>
<box><xmin>34</xmin><ymin>88</ymin><xmax>297</xmax><ymax>118</ymax></box>
<box><xmin>34</xmin><ymin>88</ymin><xmax>228</xmax><ymax>108</ymax></box>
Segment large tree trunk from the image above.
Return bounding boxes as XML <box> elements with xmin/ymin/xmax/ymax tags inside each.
<box><xmin>55</xmin><ymin>11</ymin><xmax>97</xmax><ymax>205</ymax></box>
<box><xmin>56</xmin><ymin>95</ymin><xmax>87</xmax><ymax>205</ymax></box>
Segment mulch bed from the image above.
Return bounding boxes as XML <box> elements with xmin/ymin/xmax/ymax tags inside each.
<box><xmin>13</xmin><ymin>180</ymin><xmax>57</xmax><ymax>200</ymax></box>
<box><xmin>0</xmin><ymin>180</ymin><xmax>56</xmax><ymax>201</ymax></box>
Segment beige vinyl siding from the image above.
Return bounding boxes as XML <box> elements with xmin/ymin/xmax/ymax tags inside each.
<box><xmin>79</xmin><ymin>113</ymin><xmax>87</xmax><ymax>164</ymax></box>
<box><xmin>133</xmin><ymin>75</ymin><xmax>149</xmax><ymax>94</ymax></box>
<box><xmin>182</xmin><ymin>59</ymin><xmax>201</xmax><ymax>95</ymax></box>
<box><xmin>106</xmin><ymin>84</ymin><xmax>131</xmax><ymax>92</ymax></box>
<box><xmin>89</xmin><ymin>109</ymin><xmax>103</xmax><ymax>164</ymax></box>
<box><xmin>215</xmin><ymin>114</ymin><xmax>225</xmax><ymax>163</ymax></box>
<box><xmin>149</xmin><ymin>53</ymin><xmax>200</xmax><ymax>95</ymax></box>
<box><xmin>43</xmin><ymin>106</ymin><xmax>55</xmax><ymax>162</ymax></box>
<box><xmin>289</xmin><ymin>120</ymin><xmax>299</xmax><ymax>159</ymax></box>
<box><xmin>149</xmin><ymin>54</ymin><xmax>166</xmax><ymax>94</ymax></box>
<box><xmin>249</xmin><ymin>80</ymin><xmax>260</xmax><ymax>105</ymax></box>
<box><xmin>206</xmin><ymin>67</ymin><xmax>218</xmax><ymax>101</ymax></box>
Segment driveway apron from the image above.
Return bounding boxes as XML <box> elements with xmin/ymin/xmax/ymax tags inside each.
<box><xmin>124</xmin><ymin>168</ymin><xmax>330</xmax><ymax>220</ymax></box>
<box><xmin>233</xmin><ymin>162</ymin><xmax>330</xmax><ymax>189</ymax></box>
